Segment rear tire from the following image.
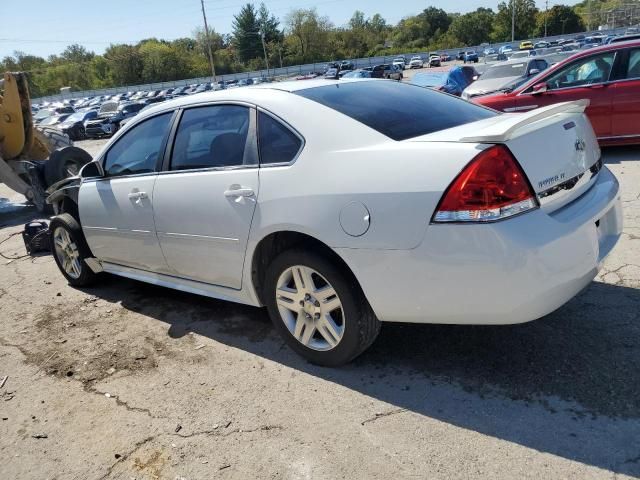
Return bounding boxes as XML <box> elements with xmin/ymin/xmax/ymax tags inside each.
<box><xmin>264</xmin><ymin>249</ymin><xmax>380</xmax><ymax>367</ymax></box>
<box><xmin>50</xmin><ymin>213</ymin><xmax>101</xmax><ymax>287</ymax></box>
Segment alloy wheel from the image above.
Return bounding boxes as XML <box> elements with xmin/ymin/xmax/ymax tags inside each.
<box><xmin>53</xmin><ymin>227</ymin><xmax>82</xmax><ymax>279</ymax></box>
<box><xmin>275</xmin><ymin>265</ymin><xmax>345</xmax><ymax>351</ymax></box>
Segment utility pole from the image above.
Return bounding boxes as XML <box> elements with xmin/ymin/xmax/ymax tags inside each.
<box><xmin>544</xmin><ymin>0</ymin><xmax>549</xmax><ymax>37</ymax></box>
<box><xmin>511</xmin><ymin>0</ymin><xmax>516</xmax><ymax>42</ymax></box>
<box><xmin>260</xmin><ymin>31</ymin><xmax>269</xmax><ymax>75</ymax></box>
<box><xmin>200</xmin><ymin>0</ymin><xmax>216</xmax><ymax>81</ymax></box>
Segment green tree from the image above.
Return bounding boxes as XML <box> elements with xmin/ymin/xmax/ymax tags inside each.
<box><xmin>232</xmin><ymin>3</ymin><xmax>262</xmax><ymax>62</ymax></box>
<box><xmin>536</xmin><ymin>5</ymin><xmax>585</xmax><ymax>36</ymax></box>
<box><xmin>369</xmin><ymin>13</ymin><xmax>388</xmax><ymax>34</ymax></box>
<box><xmin>258</xmin><ymin>3</ymin><xmax>283</xmax><ymax>44</ymax></box>
<box><xmin>418</xmin><ymin>7</ymin><xmax>452</xmax><ymax>40</ymax></box>
<box><xmin>60</xmin><ymin>44</ymin><xmax>94</xmax><ymax>65</ymax></box>
<box><xmin>449</xmin><ymin>8</ymin><xmax>495</xmax><ymax>46</ymax></box>
<box><xmin>138</xmin><ymin>40</ymin><xmax>188</xmax><ymax>83</ymax></box>
<box><xmin>285</xmin><ymin>8</ymin><xmax>333</xmax><ymax>62</ymax></box>
<box><xmin>492</xmin><ymin>0</ymin><xmax>539</xmax><ymax>42</ymax></box>
<box><xmin>103</xmin><ymin>44</ymin><xmax>143</xmax><ymax>86</ymax></box>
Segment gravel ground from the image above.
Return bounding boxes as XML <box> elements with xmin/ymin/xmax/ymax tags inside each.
<box><xmin>0</xmin><ymin>140</ymin><xmax>638</xmax><ymax>479</ymax></box>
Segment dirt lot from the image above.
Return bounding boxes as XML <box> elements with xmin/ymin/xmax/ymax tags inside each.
<box><xmin>0</xmin><ymin>140</ymin><xmax>639</xmax><ymax>480</ymax></box>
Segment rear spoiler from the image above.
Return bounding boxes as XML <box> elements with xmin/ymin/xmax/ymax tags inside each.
<box><xmin>459</xmin><ymin>99</ymin><xmax>590</xmax><ymax>143</ymax></box>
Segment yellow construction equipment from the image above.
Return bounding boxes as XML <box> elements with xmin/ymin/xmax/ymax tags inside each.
<box><xmin>0</xmin><ymin>72</ymin><xmax>90</xmax><ymax>211</ymax></box>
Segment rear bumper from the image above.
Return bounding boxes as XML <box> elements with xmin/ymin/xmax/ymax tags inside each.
<box><xmin>336</xmin><ymin>167</ymin><xmax>622</xmax><ymax>324</ymax></box>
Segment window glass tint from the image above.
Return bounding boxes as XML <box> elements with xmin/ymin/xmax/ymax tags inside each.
<box><xmin>627</xmin><ymin>49</ymin><xmax>640</xmax><ymax>79</ymax></box>
<box><xmin>104</xmin><ymin>112</ymin><xmax>172</xmax><ymax>177</ymax></box>
<box><xmin>258</xmin><ymin>112</ymin><xmax>302</xmax><ymax>164</ymax></box>
<box><xmin>171</xmin><ymin>105</ymin><xmax>250</xmax><ymax>170</ymax></box>
<box><xmin>295</xmin><ymin>81</ymin><xmax>496</xmax><ymax>141</ymax></box>
<box><xmin>546</xmin><ymin>52</ymin><xmax>615</xmax><ymax>89</ymax></box>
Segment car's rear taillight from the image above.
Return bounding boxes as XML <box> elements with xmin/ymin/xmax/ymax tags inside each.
<box><xmin>432</xmin><ymin>145</ymin><xmax>538</xmax><ymax>223</ymax></box>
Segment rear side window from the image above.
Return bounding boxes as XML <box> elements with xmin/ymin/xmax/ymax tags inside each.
<box><xmin>258</xmin><ymin>112</ymin><xmax>302</xmax><ymax>164</ymax></box>
<box><xmin>295</xmin><ymin>81</ymin><xmax>496</xmax><ymax>141</ymax></box>
<box><xmin>170</xmin><ymin>105</ymin><xmax>251</xmax><ymax>170</ymax></box>
<box><xmin>627</xmin><ymin>49</ymin><xmax>640</xmax><ymax>79</ymax></box>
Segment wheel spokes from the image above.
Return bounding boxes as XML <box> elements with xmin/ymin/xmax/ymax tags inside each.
<box><xmin>316</xmin><ymin>285</ymin><xmax>340</xmax><ymax>313</ymax></box>
<box><xmin>276</xmin><ymin>287</ymin><xmax>299</xmax><ymax>312</ymax></box>
<box><xmin>293</xmin><ymin>312</ymin><xmax>315</xmax><ymax>346</ymax></box>
<box><xmin>291</xmin><ymin>266</ymin><xmax>315</xmax><ymax>293</ymax></box>
<box><xmin>317</xmin><ymin>314</ymin><xmax>341</xmax><ymax>348</ymax></box>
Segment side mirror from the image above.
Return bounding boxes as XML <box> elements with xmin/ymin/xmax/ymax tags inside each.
<box><xmin>529</xmin><ymin>68</ymin><xmax>540</xmax><ymax>76</ymax></box>
<box><xmin>472</xmin><ymin>75</ymin><xmax>479</xmax><ymax>81</ymax></box>
<box><xmin>532</xmin><ymin>82</ymin><xmax>548</xmax><ymax>94</ymax></box>
<box><xmin>79</xmin><ymin>160</ymin><xmax>105</xmax><ymax>178</ymax></box>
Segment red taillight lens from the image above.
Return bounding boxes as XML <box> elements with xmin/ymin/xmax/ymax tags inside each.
<box><xmin>432</xmin><ymin>145</ymin><xmax>538</xmax><ymax>223</ymax></box>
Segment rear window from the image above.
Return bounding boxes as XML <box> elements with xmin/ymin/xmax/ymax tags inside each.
<box><xmin>295</xmin><ymin>81</ymin><xmax>496</xmax><ymax>141</ymax></box>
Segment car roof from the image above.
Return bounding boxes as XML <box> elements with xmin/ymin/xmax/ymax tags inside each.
<box><xmin>128</xmin><ymin>79</ymin><xmax>375</xmax><ymax>120</ymax></box>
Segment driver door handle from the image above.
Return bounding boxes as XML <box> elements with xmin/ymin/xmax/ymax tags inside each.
<box><xmin>224</xmin><ymin>186</ymin><xmax>254</xmax><ymax>198</ymax></box>
<box><xmin>128</xmin><ymin>191</ymin><xmax>148</xmax><ymax>199</ymax></box>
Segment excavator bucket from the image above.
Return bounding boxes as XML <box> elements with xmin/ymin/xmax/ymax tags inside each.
<box><xmin>0</xmin><ymin>72</ymin><xmax>32</xmax><ymax>158</ymax></box>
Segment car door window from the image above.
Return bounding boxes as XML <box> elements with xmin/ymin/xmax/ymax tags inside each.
<box><xmin>626</xmin><ymin>49</ymin><xmax>640</xmax><ymax>79</ymax></box>
<box><xmin>258</xmin><ymin>112</ymin><xmax>302</xmax><ymax>165</ymax></box>
<box><xmin>535</xmin><ymin>59</ymin><xmax>548</xmax><ymax>72</ymax></box>
<box><xmin>170</xmin><ymin>105</ymin><xmax>251</xmax><ymax>170</ymax></box>
<box><xmin>103</xmin><ymin>112</ymin><xmax>172</xmax><ymax>177</ymax></box>
<box><xmin>545</xmin><ymin>52</ymin><xmax>615</xmax><ymax>90</ymax></box>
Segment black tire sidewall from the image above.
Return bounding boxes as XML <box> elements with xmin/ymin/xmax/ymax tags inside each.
<box><xmin>50</xmin><ymin>214</ymin><xmax>97</xmax><ymax>287</ymax></box>
<box><xmin>264</xmin><ymin>249</ymin><xmax>368</xmax><ymax>367</ymax></box>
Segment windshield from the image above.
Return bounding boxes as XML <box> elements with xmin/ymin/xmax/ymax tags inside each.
<box><xmin>481</xmin><ymin>62</ymin><xmax>527</xmax><ymax>79</ymax></box>
<box><xmin>295</xmin><ymin>81</ymin><xmax>495</xmax><ymax>141</ymax></box>
<box><xmin>34</xmin><ymin>109</ymin><xmax>53</xmax><ymax>120</ymax></box>
<box><xmin>343</xmin><ymin>70</ymin><xmax>370</xmax><ymax>78</ymax></box>
<box><xmin>99</xmin><ymin>102</ymin><xmax>118</xmax><ymax>113</ymax></box>
<box><xmin>64</xmin><ymin>112</ymin><xmax>86</xmax><ymax>122</ymax></box>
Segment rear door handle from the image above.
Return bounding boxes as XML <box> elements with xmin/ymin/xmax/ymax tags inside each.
<box><xmin>224</xmin><ymin>186</ymin><xmax>255</xmax><ymax>198</ymax></box>
<box><xmin>128</xmin><ymin>191</ymin><xmax>148</xmax><ymax>204</ymax></box>
<box><xmin>128</xmin><ymin>191</ymin><xmax>148</xmax><ymax>199</ymax></box>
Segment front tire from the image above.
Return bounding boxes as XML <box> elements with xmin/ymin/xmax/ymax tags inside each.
<box><xmin>50</xmin><ymin>214</ymin><xmax>100</xmax><ymax>287</ymax></box>
<box><xmin>264</xmin><ymin>249</ymin><xmax>380</xmax><ymax>366</ymax></box>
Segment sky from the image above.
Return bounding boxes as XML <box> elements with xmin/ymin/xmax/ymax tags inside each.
<box><xmin>0</xmin><ymin>0</ymin><xmax>582</xmax><ymax>58</ymax></box>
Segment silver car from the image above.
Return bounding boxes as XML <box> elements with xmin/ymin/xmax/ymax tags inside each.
<box><xmin>462</xmin><ymin>58</ymin><xmax>548</xmax><ymax>99</ymax></box>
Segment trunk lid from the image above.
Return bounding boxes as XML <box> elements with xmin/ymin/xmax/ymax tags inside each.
<box><xmin>410</xmin><ymin>100</ymin><xmax>602</xmax><ymax>212</ymax></box>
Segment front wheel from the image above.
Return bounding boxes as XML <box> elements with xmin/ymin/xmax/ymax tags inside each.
<box><xmin>50</xmin><ymin>214</ymin><xmax>101</xmax><ymax>287</ymax></box>
<box><xmin>264</xmin><ymin>249</ymin><xmax>380</xmax><ymax>366</ymax></box>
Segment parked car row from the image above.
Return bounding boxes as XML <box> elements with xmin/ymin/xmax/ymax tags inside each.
<box><xmin>32</xmin><ymin>78</ymin><xmax>274</xmax><ymax>140</ymax></box>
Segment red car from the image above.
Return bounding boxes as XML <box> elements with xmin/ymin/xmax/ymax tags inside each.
<box><xmin>473</xmin><ymin>40</ymin><xmax>640</xmax><ymax>145</ymax></box>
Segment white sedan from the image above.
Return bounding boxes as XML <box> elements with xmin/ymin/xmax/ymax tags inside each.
<box><xmin>48</xmin><ymin>79</ymin><xmax>622</xmax><ymax>366</ymax></box>
<box><xmin>409</xmin><ymin>56</ymin><xmax>424</xmax><ymax>68</ymax></box>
